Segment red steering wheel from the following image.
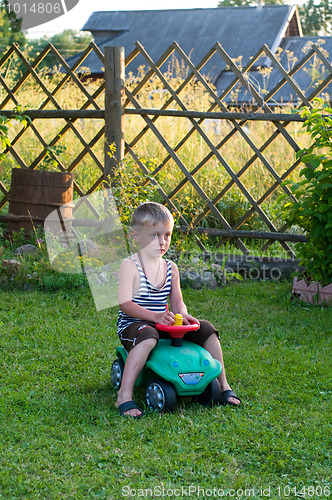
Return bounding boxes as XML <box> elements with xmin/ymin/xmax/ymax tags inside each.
<box><xmin>155</xmin><ymin>322</ymin><xmax>199</xmax><ymax>339</ymax></box>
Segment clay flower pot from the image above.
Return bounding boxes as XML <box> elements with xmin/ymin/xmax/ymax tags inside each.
<box><xmin>292</xmin><ymin>277</ymin><xmax>332</xmax><ymax>305</ymax></box>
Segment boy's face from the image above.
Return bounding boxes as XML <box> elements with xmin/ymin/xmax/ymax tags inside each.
<box><xmin>133</xmin><ymin>220</ymin><xmax>173</xmax><ymax>258</ymax></box>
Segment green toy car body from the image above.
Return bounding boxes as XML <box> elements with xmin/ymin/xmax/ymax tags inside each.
<box><xmin>111</xmin><ymin>333</ymin><xmax>222</xmax><ymax>412</ymax></box>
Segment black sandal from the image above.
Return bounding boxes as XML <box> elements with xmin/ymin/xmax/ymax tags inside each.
<box><xmin>220</xmin><ymin>390</ymin><xmax>241</xmax><ymax>406</ymax></box>
<box><xmin>118</xmin><ymin>400</ymin><xmax>144</xmax><ymax>418</ymax></box>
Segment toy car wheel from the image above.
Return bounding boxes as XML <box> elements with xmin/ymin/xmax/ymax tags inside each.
<box><xmin>111</xmin><ymin>357</ymin><xmax>124</xmax><ymax>390</ymax></box>
<box><xmin>195</xmin><ymin>378</ymin><xmax>221</xmax><ymax>407</ymax></box>
<box><xmin>146</xmin><ymin>379</ymin><xmax>177</xmax><ymax>412</ymax></box>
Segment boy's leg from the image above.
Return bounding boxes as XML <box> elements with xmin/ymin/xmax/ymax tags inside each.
<box><xmin>185</xmin><ymin>320</ymin><xmax>240</xmax><ymax>406</ymax></box>
<box><xmin>203</xmin><ymin>333</ymin><xmax>240</xmax><ymax>406</ymax></box>
<box><xmin>116</xmin><ymin>337</ymin><xmax>157</xmax><ymax>417</ymax></box>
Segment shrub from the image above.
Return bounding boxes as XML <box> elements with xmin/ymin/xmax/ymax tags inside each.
<box><xmin>280</xmin><ymin>98</ymin><xmax>332</xmax><ymax>286</ymax></box>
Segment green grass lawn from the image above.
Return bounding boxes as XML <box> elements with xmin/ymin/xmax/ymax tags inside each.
<box><xmin>0</xmin><ymin>280</ymin><xmax>331</xmax><ymax>499</ymax></box>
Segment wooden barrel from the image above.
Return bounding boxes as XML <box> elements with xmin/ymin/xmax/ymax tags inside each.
<box><xmin>7</xmin><ymin>168</ymin><xmax>74</xmax><ymax>235</ymax></box>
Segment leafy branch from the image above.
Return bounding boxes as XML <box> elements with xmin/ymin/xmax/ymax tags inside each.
<box><xmin>0</xmin><ymin>105</ymin><xmax>31</xmax><ymax>162</ymax></box>
<box><xmin>279</xmin><ymin>98</ymin><xmax>332</xmax><ymax>285</ymax></box>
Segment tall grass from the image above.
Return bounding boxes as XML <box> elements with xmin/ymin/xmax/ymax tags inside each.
<box><xmin>0</xmin><ymin>56</ymin><xmax>324</xmax><ymax>255</ymax></box>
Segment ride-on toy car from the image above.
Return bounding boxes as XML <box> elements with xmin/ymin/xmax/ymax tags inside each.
<box><xmin>111</xmin><ymin>315</ymin><xmax>222</xmax><ymax>412</ymax></box>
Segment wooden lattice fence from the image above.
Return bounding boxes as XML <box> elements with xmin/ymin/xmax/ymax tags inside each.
<box><xmin>0</xmin><ymin>40</ymin><xmax>331</xmax><ymax>257</ymax></box>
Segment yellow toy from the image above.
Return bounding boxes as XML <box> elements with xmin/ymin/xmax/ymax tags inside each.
<box><xmin>174</xmin><ymin>314</ymin><xmax>183</xmax><ymax>326</ymax></box>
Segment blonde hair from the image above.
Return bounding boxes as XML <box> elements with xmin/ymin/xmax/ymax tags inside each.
<box><xmin>132</xmin><ymin>202</ymin><xmax>174</xmax><ymax>228</ymax></box>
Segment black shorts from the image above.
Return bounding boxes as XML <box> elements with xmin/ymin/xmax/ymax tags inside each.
<box><xmin>118</xmin><ymin>319</ymin><xmax>219</xmax><ymax>352</ymax></box>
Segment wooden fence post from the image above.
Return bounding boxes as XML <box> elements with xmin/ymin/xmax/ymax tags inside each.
<box><xmin>104</xmin><ymin>46</ymin><xmax>125</xmax><ymax>189</ymax></box>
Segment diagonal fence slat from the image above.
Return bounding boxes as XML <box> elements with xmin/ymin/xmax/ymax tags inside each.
<box><xmin>0</xmin><ymin>43</ymin><xmax>53</xmax><ymax>109</ymax></box>
<box><xmin>211</xmin><ymin>43</ymin><xmax>313</xmax><ymax>255</ymax></box>
<box><xmin>215</xmin><ymin>43</ymin><xmax>302</xmax><ymax>156</ymax></box>
<box><xmin>312</xmin><ymin>44</ymin><xmax>332</xmax><ymax>74</ymax></box>
<box><xmin>262</xmin><ymin>44</ymin><xmax>311</xmax><ymax>107</ymax></box>
<box><xmin>42</xmin><ymin>43</ymin><xmax>102</xmax><ymax>110</ymax></box>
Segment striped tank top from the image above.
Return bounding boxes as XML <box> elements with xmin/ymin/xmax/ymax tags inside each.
<box><xmin>117</xmin><ymin>256</ymin><xmax>172</xmax><ymax>336</ymax></box>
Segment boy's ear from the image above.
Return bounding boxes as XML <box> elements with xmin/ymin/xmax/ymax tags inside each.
<box><xmin>131</xmin><ymin>227</ymin><xmax>145</xmax><ymax>248</ymax></box>
<box><xmin>131</xmin><ymin>227</ymin><xmax>139</xmax><ymax>241</ymax></box>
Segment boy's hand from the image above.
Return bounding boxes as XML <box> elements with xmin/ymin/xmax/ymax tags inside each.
<box><xmin>155</xmin><ymin>311</ymin><xmax>175</xmax><ymax>325</ymax></box>
<box><xmin>182</xmin><ymin>313</ymin><xmax>200</xmax><ymax>326</ymax></box>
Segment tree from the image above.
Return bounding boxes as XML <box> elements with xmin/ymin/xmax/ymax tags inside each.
<box><xmin>218</xmin><ymin>0</ymin><xmax>286</xmax><ymax>6</ymax></box>
<box><xmin>299</xmin><ymin>0</ymin><xmax>332</xmax><ymax>36</ymax></box>
<box><xmin>217</xmin><ymin>0</ymin><xmax>332</xmax><ymax>35</ymax></box>
<box><xmin>0</xmin><ymin>0</ymin><xmax>26</xmax><ymax>50</ymax></box>
<box><xmin>27</xmin><ymin>29</ymin><xmax>93</xmax><ymax>69</ymax></box>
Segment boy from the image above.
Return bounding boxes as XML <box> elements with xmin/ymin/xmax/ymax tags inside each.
<box><xmin>116</xmin><ymin>202</ymin><xmax>241</xmax><ymax>417</ymax></box>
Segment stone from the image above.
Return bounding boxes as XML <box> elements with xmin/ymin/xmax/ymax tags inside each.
<box><xmin>14</xmin><ymin>244</ymin><xmax>38</xmax><ymax>256</ymax></box>
<box><xmin>78</xmin><ymin>239</ymin><xmax>98</xmax><ymax>256</ymax></box>
<box><xmin>1</xmin><ymin>259</ymin><xmax>22</xmax><ymax>276</ymax></box>
<box><xmin>180</xmin><ymin>270</ymin><xmax>204</xmax><ymax>289</ymax></box>
<box><xmin>202</xmin><ymin>270</ymin><xmax>218</xmax><ymax>289</ymax></box>
<box><xmin>98</xmin><ymin>272</ymin><xmax>109</xmax><ymax>284</ymax></box>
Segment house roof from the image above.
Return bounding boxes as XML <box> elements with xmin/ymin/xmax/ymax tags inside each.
<box><xmin>208</xmin><ymin>36</ymin><xmax>332</xmax><ymax>104</ymax></box>
<box><xmin>74</xmin><ymin>5</ymin><xmax>300</xmax><ymax>78</ymax></box>
<box><xmin>269</xmin><ymin>36</ymin><xmax>332</xmax><ymax>103</ymax></box>
<box><xmin>66</xmin><ymin>6</ymin><xmax>332</xmax><ymax>104</ymax></box>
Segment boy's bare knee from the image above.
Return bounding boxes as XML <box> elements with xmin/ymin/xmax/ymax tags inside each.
<box><xmin>144</xmin><ymin>337</ymin><xmax>158</xmax><ymax>349</ymax></box>
<box><xmin>136</xmin><ymin>337</ymin><xmax>158</xmax><ymax>351</ymax></box>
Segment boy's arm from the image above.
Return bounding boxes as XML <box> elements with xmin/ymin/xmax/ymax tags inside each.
<box><xmin>118</xmin><ymin>259</ymin><xmax>174</xmax><ymax>324</ymax></box>
<box><xmin>169</xmin><ymin>262</ymin><xmax>199</xmax><ymax>325</ymax></box>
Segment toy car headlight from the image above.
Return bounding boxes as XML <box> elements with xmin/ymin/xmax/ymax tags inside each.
<box><xmin>178</xmin><ymin>373</ymin><xmax>204</xmax><ymax>385</ymax></box>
